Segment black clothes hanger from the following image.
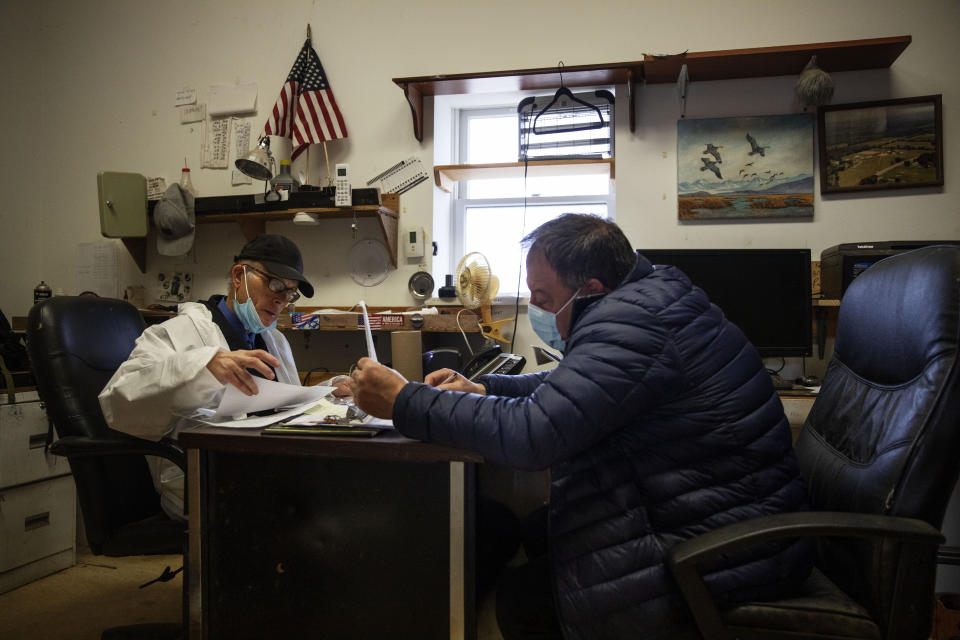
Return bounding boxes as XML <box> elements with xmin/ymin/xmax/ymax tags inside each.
<box><xmin>528</xmin><ymin>62</ymin><xmax>606</xmax><ymax>135</ymax></box>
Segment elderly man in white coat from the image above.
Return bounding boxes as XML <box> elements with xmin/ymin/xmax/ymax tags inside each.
<box><xmin>99</xmin><ymin>234</ymin><xmax>313</xmax><ymax>519</ymax></box>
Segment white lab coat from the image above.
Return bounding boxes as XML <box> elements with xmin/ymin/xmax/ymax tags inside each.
<box><xmin>98</xmin><ymin>301</ymin><xmax>299</xmax><ymax>519</ymax></box>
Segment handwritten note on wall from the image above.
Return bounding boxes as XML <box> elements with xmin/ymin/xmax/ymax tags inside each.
<box><xmin>175</xmin><ymin>88</ymin><xmax>197</xmax><ymax>106</ymax></box>
<box><xmin>232</xmin><ymin>120</ymin><xmax>252</xmax><ymax>184</ymax></box>
<box><xmin>76</xmin><ymin>242</ymin><xmax>119</xmax><ymax>298</ymax></box>
<box><xmin>202</xmin><ymin>117</ymin><xmax>231</xmax><ymax>169</ymax></box>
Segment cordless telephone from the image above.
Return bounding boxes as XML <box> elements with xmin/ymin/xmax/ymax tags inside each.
<box><xmin>334</xmin><ymin>163</ymin><xmax>352</xmax><ymax>206</ymax></box>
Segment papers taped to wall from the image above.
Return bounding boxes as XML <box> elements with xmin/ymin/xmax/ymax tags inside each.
<box><xmin>158</xmin><ymin>271</ymin><xmax>192</xmax><ymax>303</ymax></box>
<box><xmin>202</xmin><ymin>117</ymin><xmax>231</xmax><ymax>169</ymax></box>
<box><xmin>208</xmin><ymin>82</ymin><xmax>258</xmax><ymax>116</ymax></box>
<box><xmin>146</xmin><ymin>177</ymin><xmax>168</xmax><ymax>201</ymax></box>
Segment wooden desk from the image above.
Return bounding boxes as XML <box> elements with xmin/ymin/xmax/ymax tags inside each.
<box><xmin>180</xmin><ymin>426</ymin><xmax>483</xmax><ymax>640</ymax></box>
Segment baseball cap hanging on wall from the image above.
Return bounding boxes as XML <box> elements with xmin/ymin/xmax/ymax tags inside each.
<box><xmin>154</xmin><ymin>183</ymin><xmax>196</xmax><ymax>256</ymax></box>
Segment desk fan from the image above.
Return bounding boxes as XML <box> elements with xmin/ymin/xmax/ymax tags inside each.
<box><xmin>455</xmin><ymin>252</ymin><xmax>513</xmax><ymax>344</ymax></box>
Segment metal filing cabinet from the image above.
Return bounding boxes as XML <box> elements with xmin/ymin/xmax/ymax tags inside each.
<box><xmin>0</xmin><ymin>391</ymin><xmax>76</xmax><ymax>593</ymax></box>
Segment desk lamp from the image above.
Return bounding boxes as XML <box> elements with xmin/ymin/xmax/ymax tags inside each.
<box><xmin>235</xmin><ymin>137</ymin><xmax>275</xmax><ymax>182</ymax></box>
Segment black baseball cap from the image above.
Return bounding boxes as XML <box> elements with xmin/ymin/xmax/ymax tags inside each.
<box><xmin>235</xmin><ymin>234</ymin><xmax>314</xmax><ymax>298</ymax></box>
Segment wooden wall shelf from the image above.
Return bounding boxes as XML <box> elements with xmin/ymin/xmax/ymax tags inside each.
<box><xmin>138</xmin><ymin>304</ymin><xmax>482</xmax><ymax>333</ymax></box>
<box><xmin>125</xmin><ymin>194</ymin><xmax>399</xmax><ymax>273</ymax></box>
<box><xmin>393</xmin><ymin>61</ymin><xmax>642</xmax><ymax>142</ymax></box>
<box><xmin>278</xmin><ymin>306</ymin><xmax>482</xmax><ymax>333</ymax></box>
<box><xmin>642</xmin><ymin>35</ymin><xmax>911</xmax><ymax>84</ymax></box>
<box><xmin>393</xmin><ymin>35</ymin><xmax>910</xmax><ymax>142</ymax></box>
<box><xmin>433</xmin><ymin>158</ymin><xmax>614</xmax><ymax>192</ymax></box>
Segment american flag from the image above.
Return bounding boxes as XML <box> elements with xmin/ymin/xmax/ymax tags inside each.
<box><xmin>262</xmin><ymin>40</ymin><xmax>347</xmax><ymax>160</ymax></box>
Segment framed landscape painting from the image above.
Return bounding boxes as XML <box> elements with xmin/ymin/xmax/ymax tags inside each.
<box><xmin>677</xmin><ymin>114</ymin><xmax>814</xmax><ymax>220</ymax></box>
<box><xmin>818</xmin><ymin>95</ymin><xmax>943</xmax><ymax>194</ymax></box>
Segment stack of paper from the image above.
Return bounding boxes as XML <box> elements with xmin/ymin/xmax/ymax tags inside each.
<box><xmin>193</xmin><ymin>378</ymin><xmax>334</xmax><ymax>428</ymax></box>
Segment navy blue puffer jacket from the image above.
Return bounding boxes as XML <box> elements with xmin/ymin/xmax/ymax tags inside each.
<box><xmin>393</xmin><ymin>253</ymin><xmax>811</xmax><ymax>639</ymax></box>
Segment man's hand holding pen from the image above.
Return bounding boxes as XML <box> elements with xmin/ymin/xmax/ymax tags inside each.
<box><xmin>423</xmin><ymin>369</ymin><xmax>486</xmax><ymax>395</ymax></box>
<box><xmin>348</xmin><ymin>363</ymin><xmax>487</xmax><ymax>418</ymax></box>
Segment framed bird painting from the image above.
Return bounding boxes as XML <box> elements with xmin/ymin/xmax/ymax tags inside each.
<box><xmin>677</xmin><ymin>114</ymin><xmax>814</xmax><ymax>220</ymax></box>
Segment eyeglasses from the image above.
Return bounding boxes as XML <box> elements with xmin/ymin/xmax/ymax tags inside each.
<box><xmin>245</xmin><ymin>265</ymin><xmax>301</xmax><ymax>303</ymax></box>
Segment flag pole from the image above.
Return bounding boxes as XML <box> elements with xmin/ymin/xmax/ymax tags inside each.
<box><xmin>323</xmin><ymin>141</ymin><xmax>331</xmax><ymax>186</ymax></box>
<box><xmin>306</xmin><ymin>25</ymin><xmax>313</xmax><ymax>187</ymax></box>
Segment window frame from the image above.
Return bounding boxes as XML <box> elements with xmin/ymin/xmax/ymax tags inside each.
<box><xmin>446</xmin><ymin>101</ymin><xmax>616</xmax><ymax>300</ymax></box>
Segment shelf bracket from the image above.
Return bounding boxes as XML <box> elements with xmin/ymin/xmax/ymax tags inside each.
<box><xmin>402</xmin><ymin>83</ymin><xmax>424</xmax><ymax>143</ymax></box>
<box><xmin>377</xmin><ymin>193</ymin><xmax>400</xmax><ymax>267</ymax></box>
<box><xmin>122</xmin><ymin>237</ymin><xmax>147</xmax><ymax>274</ymax></box>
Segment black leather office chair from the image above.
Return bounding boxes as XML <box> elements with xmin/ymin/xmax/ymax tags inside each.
<box><xmin>27</xmin><ymin>296</ymin><xmax>184</xmax><ymax>639</ymax></box>
<box><xmin>668</xmin><ymin>245</ymin><xmax>960</xmax><ymax>640</ymax></box>
<box><xmin>27</xmin><ymin>296</ymin><xmax>185</xmax><ymax>555</ymax></box>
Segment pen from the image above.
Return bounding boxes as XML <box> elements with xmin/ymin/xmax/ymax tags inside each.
<box><xmin>439</xmin><ymin>371</ymin><xmax>458</xmax><ymax>386</ymax></box>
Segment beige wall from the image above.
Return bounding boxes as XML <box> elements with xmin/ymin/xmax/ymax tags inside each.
<box><xmin>1</xmin><ymin>0</ymin><xmax>958</xmax><ymax>378</ymax></box>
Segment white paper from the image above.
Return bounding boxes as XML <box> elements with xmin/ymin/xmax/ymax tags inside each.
<box><xmin>175</xmin><ymin>87</ymin><xmax>197</xmax><ymax>106</ymax></box>
<box><xmin>208</xmin><ymin>82</ymin><xmax>258</xmax><ymax>116</ymax></box>
<box><xmin>196</xmin><ymin>398</ymin><xmax>329</xmax><ymax>429</ymax></box>
<box><xmin>76</xmin><ymin>242</ymin><xmax>119</xmax><ymax>298</ymax></box>
<box><xmin>146</xmin><ymin>177</ymin><xmax>167</xmax><ymax>201</ymax></box>
<box><xmin>231</xmin><ymin>170</ymin><xmax>252</xmax><ymax>185</ymax></box>
<box><xmin>180</xmin><ymin>103</ymin><xmax>206</xmax><ymax>124</ymax></box>
<box><xmin>284</xmin><ymin>398</ymin><xmax>395</xmax><ymax>429</ymax></box>
<box><xmin>359</xmin><ymin>300</ymin><xmax>378</xmax><ymax>362</ymax></box>
<box><xmin>231</xmin><ymin>119</ymin><xmax>253</xmax><ymax>184</ymax></box>
<box><xmin>234</xmin><ymin>119</ymin><xmax>250</xmax><ymax>157</ymax></box>
<box><xmin>214</xmin><ymin>378</ymin><xmax>334</xmax><ymax>418</ymax></box>
<box><xmin>202</xmin><ymin>117</ymin><xmax>231</xmax><ymax>169</ymax></box>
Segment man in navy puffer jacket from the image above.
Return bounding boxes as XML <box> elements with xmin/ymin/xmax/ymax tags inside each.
<box><xmin>350</xmin><ymin>214</ymin><xmax>812</xmax><ymax>639</ymax></box>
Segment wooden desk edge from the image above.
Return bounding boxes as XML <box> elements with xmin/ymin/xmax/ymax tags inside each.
<box><xmin>179</xmin><ymin>426</ymin><xmax>484</xmax><ymax>464</ymax></box>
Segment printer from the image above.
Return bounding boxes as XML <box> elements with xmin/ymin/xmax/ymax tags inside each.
<box><xmin>820</xmin><ymin>240</ymin><xmax>960</xmax><ymax>299</ymax></box>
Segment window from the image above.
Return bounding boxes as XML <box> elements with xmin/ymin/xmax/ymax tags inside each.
<box><xmin>439</xmin><ymin>97</ymin><xmax>615</xmax><ymax>299</ymax></box>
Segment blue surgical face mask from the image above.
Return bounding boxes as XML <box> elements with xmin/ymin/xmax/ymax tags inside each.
<box><xmin>528</xmin><ymin>288</ymin><xmax>580</xmax><ymax>352</ymax></box>
<box><xmin>234</xmin><ymin>266</ymin><xmax>276</xmax><ymax>335</ymax></box>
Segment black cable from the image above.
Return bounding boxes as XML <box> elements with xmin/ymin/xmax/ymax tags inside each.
<box><xmin>510</xmin><ymin>115</ymin><xmax>531</xmax><ymax>354</ymax></box>
<box><xmin>302</xmin><ymin>366</ymin><xmax>329</xmax><ymax>386</ymax></box>
<box><xmin>139</xmin><ymin>565</ymin><xmax>183</xmax><ymax>589</ymax></box>
<box><xmin>765</xmin><ymin>357</ymin><xmax>786</xmax><ymax>375</ymax></box>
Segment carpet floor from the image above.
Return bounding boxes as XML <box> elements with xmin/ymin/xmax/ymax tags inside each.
<box><xmin>0</xmin><ymin>551</ymin><xmax>181</xmax><ymax>640</ymax></box>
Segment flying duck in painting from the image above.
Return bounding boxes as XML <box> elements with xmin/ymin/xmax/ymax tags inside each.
<box><xmin>746</xmin><ymin>133</ymin><xmax>768</xmax><ymax>157</ymax></box>
<box><xmin>703</xmin><ymin>143</ymin><xmax>723</xmax><ymax>163</ymax></box>
<box><xmin>700</xmin><ymin>157</ymin><xmax>722</xmax><ymax>179</ymax></box>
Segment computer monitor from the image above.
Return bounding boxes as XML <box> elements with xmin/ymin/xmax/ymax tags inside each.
<box><xmin>637</xmin><ymin>249</ymin><xmax>812</xmax><ymax>358</ymax></box>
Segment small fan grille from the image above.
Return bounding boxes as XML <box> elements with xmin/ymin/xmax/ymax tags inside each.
<box><xmin>456</xmin><ymin>253</ymin><xmax>493</xmax><ymax>309</ymax></box>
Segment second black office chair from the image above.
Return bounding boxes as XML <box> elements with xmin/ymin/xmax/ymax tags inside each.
<box><xmin>667</xmin><ymin>245</ymin><xmax>960</xmax><ymax>640</ymax></box>
<box><xmin>27</xmin><ymin>296</ymin><xmax>185</xmax><ymax>639</ymax></box>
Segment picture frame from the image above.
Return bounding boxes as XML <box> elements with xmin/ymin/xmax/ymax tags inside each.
<box><xmin>677</xmin><ymin>114</ymin><xmax>814</xmax><ymax>220</ymax></box>
<box><xmin>818</xmin><ymin>95</ymin><xmax>943</xmax><ymax>194</ymax></box>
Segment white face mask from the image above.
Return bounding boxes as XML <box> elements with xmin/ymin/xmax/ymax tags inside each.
<box><xmin>528</xmin><ymin>288</ymin><xmax>580</xmax><ymax>351</ymax></box>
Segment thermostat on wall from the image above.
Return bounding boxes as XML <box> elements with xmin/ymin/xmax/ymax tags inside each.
<box><xmin>405</xmin><ymin>227</ymin><xmax>425</xmax><ymax>259</ymax></box>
